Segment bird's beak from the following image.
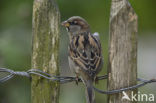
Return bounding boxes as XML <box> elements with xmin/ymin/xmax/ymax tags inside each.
<box><xmin>61</xmin><ymin>21</ymin><xmax>70</xmax><ymax>27</ymax></box>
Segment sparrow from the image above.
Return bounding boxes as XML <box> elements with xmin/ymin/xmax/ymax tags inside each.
<box><xmin>61</xmin><ymin>16</ymin><xmax>103</xmax><ymax>103</ymax></box>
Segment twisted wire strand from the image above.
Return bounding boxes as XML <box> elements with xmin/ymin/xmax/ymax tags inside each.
<box><xmin>0</xmin><ymin>68</ymin><xmax>156</xmax><ymax>94</ymax></box>
<box><xmin>94</xmin><ymin>78</ymin><xmax>156</xmax><ymax>94</ymax></box>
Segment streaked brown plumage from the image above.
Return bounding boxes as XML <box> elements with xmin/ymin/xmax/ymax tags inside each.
<box><xmin>62</xmin><ymin>16</ymin><xmax>103</xmax><ymax>103</ymax></box>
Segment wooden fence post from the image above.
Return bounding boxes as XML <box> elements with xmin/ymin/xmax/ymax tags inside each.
<box><xmin>108</xmin><ymin>0</ymin><xmax>138</xmax><ymax>103</ymax></box>
<box><xmin>31</xmin><ymin>0</ymin><xmax>60</xmax><ymax>103</ymax></box>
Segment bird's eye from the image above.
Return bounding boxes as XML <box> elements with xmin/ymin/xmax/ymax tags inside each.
<box><xmin>69</xmin><ymin>21</ymin><xmax>78</xmax><ymax>25</ymax></box>
<box><xmin>74</xmin><ymin>21</ymin><xmax>78</xmax><ymax>24</ymax></box>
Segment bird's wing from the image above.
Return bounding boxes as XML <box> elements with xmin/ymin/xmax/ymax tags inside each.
<box><xmin>69</xmin><ymin>32</ymin><xmax>102</xmax><ymax>77</ymax></box>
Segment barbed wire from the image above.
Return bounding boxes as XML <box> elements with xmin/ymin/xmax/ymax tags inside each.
<box><xmin>0</xmin><ymin>68</ymin><xmax>156</xmax><ymax>94</ymax></box>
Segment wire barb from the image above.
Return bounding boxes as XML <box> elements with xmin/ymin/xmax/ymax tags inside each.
<box><xmin>0</xmin><ymin>68</ymin><xmax>156</xmax><ymax>94</ymax></box>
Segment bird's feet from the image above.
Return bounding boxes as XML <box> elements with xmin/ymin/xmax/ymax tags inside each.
<box><xmin>75</xmin><ymin>76</ymin><xmax>79</xmax><ymax>85</ymax></box>
<box><xmin>95</xmin><ymin>76</ymin><xmax>99</xmax><ymax>84</ymax></box>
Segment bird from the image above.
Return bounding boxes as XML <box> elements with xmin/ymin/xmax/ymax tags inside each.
<box><xmin>61</xmin><ymin>16</ymin><xmax>103</xmax><ymax>103</ymax></box>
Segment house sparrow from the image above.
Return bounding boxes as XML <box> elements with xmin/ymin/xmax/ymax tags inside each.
<box><xmin>61</xmin><ymin>16</ymin><xmax>103</xmax><ymax>103</ymax></box>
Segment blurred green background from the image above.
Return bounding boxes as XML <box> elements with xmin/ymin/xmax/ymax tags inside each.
<box><xmin>0</xmin><ymin>0</ymin><xmax>156</xmax><ymax>103</ymax></box>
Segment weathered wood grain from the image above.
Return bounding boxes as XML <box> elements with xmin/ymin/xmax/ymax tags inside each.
<box><xmin>31</xmin><ymin>0</ymin><xmax>60</xmax><ymax>103</ymax></box>
<box><xmin>108</xmin><ymin>0</ymin><xmax>138</xmax><ymax>103</ymax></box>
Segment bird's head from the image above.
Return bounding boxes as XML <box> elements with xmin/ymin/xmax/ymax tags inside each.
<box><xmin>61</xmin><ymin>16</ymin><xmax>90</xmax><ymax>35</ymax></box>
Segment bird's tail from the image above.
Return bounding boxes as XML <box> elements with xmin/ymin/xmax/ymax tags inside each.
<box><xmin>85</xmin><ymin>80</ymin><xmax>95</xmax><ymax>103</ymax></box>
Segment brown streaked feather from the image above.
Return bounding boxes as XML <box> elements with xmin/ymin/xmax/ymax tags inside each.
<box><xmin>78</xmin><ymin>35</ymin><xmax>85</xmax><ymax>49</ymax></box>
<box><xmin>88</xmin><ymin>34</ymin><xmax>98</xmax><ymax>49</ymax></box>
<box><xmin>74</xmin><ymin>58</ymin><xmax>87</xmax><ymax>70</ymax></box>
<box><xmin>69</xmin><ymin>32</ymin><xmax>102</xmax><ymax>77</ymax></box>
